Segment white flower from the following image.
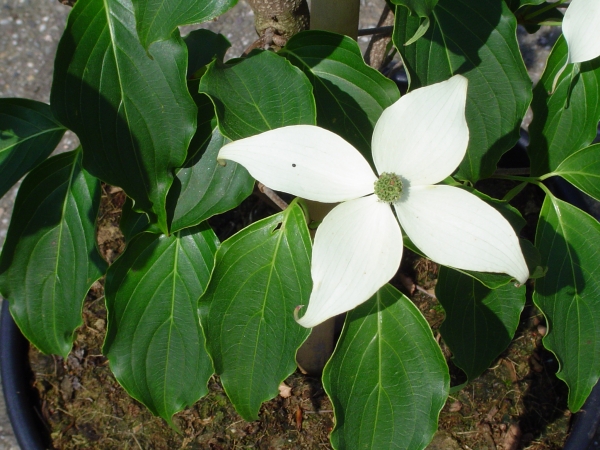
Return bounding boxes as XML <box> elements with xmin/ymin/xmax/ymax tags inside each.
<box><xmin>218</xmin><ymin>75</ymin><xmax>529</xmax><ymax>328</ymax></box>
<box><xmin>562</xmin><ymin>0</ymin><xmax>600</xmax><ymax>64</ymax></box>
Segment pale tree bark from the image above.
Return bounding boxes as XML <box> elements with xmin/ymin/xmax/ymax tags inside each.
<box><xmin>365</xmin><ymin>6</ymin><xmax>395</xmax><ymax>70</ymax></box>
<box><xmin>246</xmin><ymin>0</ymin><xmax>310</xmax><ymax>49</ymax></box>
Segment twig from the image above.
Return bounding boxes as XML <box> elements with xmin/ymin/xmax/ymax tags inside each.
<box><xmin>258</xmin><ymin>182</ymin><xmax>288</xmax><ymax>210</ymax></box>
<box><xmin>493</xmin><ymin>167</ymin><xmax>530</xmax><ymax>176</ymax></box>
<box><xmin>358</xmin><ymin>25</ymin><xmax>394</xmax><ymax>37</ymax></box>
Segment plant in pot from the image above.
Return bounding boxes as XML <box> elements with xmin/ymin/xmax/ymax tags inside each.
<box><xmin>1</xmin><ymin>0</ymin><xmax>600</xmax><ymax>448</ymax></box>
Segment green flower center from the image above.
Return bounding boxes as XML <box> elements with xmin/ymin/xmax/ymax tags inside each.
<box><xmin>374</xmin><ymin>172</ymin><xmax>403</xmax><ymax>203</ymax></box>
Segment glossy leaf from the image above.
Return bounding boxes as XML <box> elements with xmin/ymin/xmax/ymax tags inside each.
<box><xmin>133</xmin><ymin>0</ymin><xmax>237</xmax><ymax>51</ymax></box>
<box><xmin>528</xmin><ymin>36</ymin><xmax>600</xmax><ymax>176</ymax></box>
<box><xmin>437</xmin><ymin>267</ymin><xmax>526</xmax><ymax>381</ymax></box>
<box><xmin>505</xmin><ymin>0</ymin><xmax>545</xmax><ymax>12</ymax></box>
<box><xmin>0</xmin><ymin>150</ymin><xmax>105</xmax><ymax>356</ymax></box>
<box><xmin>389</xmin><ymin>0</ymin><xmax>437</xmax><ymax>17</ymax></box>
<box><xmin>199</xmin><ymin>49</ymin><xmax>316</xmax><ymax>140</ymax></box>
<box><xmin>323</xmin><ymin>284</ymin><xmax>449</xmax><ymax>450</ymax></box>
<box><xmin>103</xmin><ymin>224</ymin><xmax>218</xmax><ymax>424</ymax></box>
<box><xmin>554</xmin><ymin>143</ymin><xmax>600</xmax><ymax>202</ymax></box>
<box><xmin>279</xmin><ymin>31</ymin><xmax>400</xmax><ymax>159</ymax></box>
<box><xmin>393</xmin><ymin>0</ymin><xmax>531</xmax><ymax>182</ymax></box>
<box><xmin>0</xmin><ymin>98</ymin><xmax>65</xmax><ymax>198</ymax></box>
<box><xmin>534</xmin><ymin>195</ymin><xmax>600</xmax><ymax>412</ymax></box>
<box><xmin>199</xmin><ymin>201</ymin><xmax>312</xmax><ymax>421</ymax></box>
<box><xmin>170</xmin><ymin>127</ymin><xmax>254</xmax><ymax>232</ymax></box>
<box><xmin>50</xmin><ymin>0</ymin><xmax>197</xmax><ymax>234</ymax></box>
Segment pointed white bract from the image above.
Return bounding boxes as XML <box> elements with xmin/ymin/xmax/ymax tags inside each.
<box><xmin>372</xmin><ymin>75</ymin><xmax>469</xmax><ymax>186</ymax></box>
<box><xmin>218</xmin><ymin>125</ymin><xmax>376</xmax><ymax>203</ymax></box>
<box><xmin>218</xmin><ymin>74</ymin><xmax>530</xmax><ymax>328</ymax></box>
<box><xmin>296</xmin><ymin>196</ymin><xmax>403</xmax><ymax>328</ymax></box>
<box><xmin>393</xmin><ymin>185</ymin><xmax>529</xmax><ymax>284</ymax></box>
<box><xmin>563</xmin><ymin>0</ymin><xmax>600</xmax><ymax>64</ymax></box>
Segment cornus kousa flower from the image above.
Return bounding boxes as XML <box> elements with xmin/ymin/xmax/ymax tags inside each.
<box><xmin>218</xmin><ymin>75</ymin><xmax>529</xmax><ymax>328</ymax></box>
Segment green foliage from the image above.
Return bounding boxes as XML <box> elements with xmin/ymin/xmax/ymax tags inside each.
<box><xmin>200</xmin><ymin>201</ymin><xmax>312</xmax><ymax>420</ymax></box>
<box><xmin>554</xmin><ymin>143</ymin><xmax>600</xmax><ymax>201</ymax></box>
<box><xmin>104</xmin><ymin>224</ymin><xmax>218</xmax><ymax>425</ymax></box>
<box><xmin>534</xmin><ymin>195</ymin><xmax>600</xmax><ymax>412</ymax></box>
<box><xmin>0</xmin><ymin>150</ymin><xmax>105</xmax><ymax>356</ymax></box>
<box><xmin>50</xmin><ymin>0</ymin><xmax>196</xmax><ymax>234</ymax></box>
<box><xmin>437</xmin><ymin>267</ymin><xmax>526</xmax><ymax>382</ymax></box>
<box><xmin>0</xmin><ymin>99</ymin><xmax>65</xmax><ymax>198</ymax></box>
<box><xmin>323</xmin><ymin>284</ymin><xmax>449</xmax><ymax>450</ymax></box>
<box><xmin>528</xmin><ymin>36</ymin><xmax>600</xmax><ymax>176</ymax></box>
<box><xmin>199</xmin><ymin>49</ymin><xmax>317</xmax><ymax>140</ymax></box>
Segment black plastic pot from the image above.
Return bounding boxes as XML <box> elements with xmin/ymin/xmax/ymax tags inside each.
<box><xmin>0</xmin><ymin>300</ymin><xmax>50</xmax><ymax>450</ymax></box>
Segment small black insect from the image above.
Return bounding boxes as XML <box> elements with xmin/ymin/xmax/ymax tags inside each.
<box><xmin>292</xmin><ymin>163</ymin><xmax>296</xmax><ymax>167</ymax></box>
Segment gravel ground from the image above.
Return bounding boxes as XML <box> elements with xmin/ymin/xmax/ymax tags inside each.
<box><xmin>0</xmin><ymin>0</ymin><xmax>386</xmax><ymax>448</ymax></box>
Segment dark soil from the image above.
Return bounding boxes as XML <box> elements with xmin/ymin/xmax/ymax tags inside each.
<box><xmin>27</xmin><ymin>181</ymin><xmax>571</xmax><ymax>449</ymax></box>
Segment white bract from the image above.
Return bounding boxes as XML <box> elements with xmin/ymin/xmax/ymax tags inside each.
<box><xmin>218</xmin><ymin>75</ymin><xmax>529</xmax><ymax>328</ymax></box>
<box><xmin>562</xmin><ymin>0</ymin><xmax>600</xmax><ymax>64</ymax></box>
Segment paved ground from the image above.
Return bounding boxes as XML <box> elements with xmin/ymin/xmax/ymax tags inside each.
<box><xmin>0</xmin><ymin>0</ymin><xmax>386</xmax><ymax>448</ymax></box>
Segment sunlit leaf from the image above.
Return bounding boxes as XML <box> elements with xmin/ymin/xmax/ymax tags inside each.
<box><xmin>0</xmin><ymin>149</ymin><xmax>105</xmax><ymax>356</ymax></box>
<box><xmin>104</xmin><ymin>224</ymin><xmax>218</xmax><ymax>424</ymax></box>
<box><xmin>323</xmin><ymin>284</ymin><xmax>448</xmax><ymax>450</ymax></box>
<box><xmin>200</xmin><ymin>201</ymin><xmax>312</xmax><ymax>420</ymax></box>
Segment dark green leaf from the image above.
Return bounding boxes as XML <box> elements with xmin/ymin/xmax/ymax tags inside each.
<box><xmin>199</xmin><ymin>201</ymin><xmax>312</xmax><ymax>420</ymax></box>
<box><xmin>528</xmin><ymin>36</ymin><xmax>600</xmax><ymax>176</ymax></box>
<box><xmin>393</xmin><ymin>0</ymin><xmax>532</xmax><ymax>182</ymax></box>
<box><xmin>51</xmin><ymin>0</ymin><xmax>197</xmax><ymax>234</ymax></box>
<box><xmin>323</xmin><ymin>284</ymin><xmax>448</xmax><ymax>450</ymax></box>
<box><xmin>505</xmin><ymin>0</ymin><xmax>545</xmax><ymax>12</ymax></box>
<box><xmin>389</xmin><ymin>0</ymin><xmax>438</xmax><ymax>17</ymax></box>
<box><xmin>0</xmin><ymin>98</ymin><xmax>65</xmax><ymax>198</ymax></box>
<box><xmin>184</xmin><ymin>29</ymin><xmax>231</xmax><ymax>78</ymax></box>
<box><xmin>199</xmin><ymin>49</ymin><xmax>316</xmax><ymax>140</ymax></box>
<box><xmin>527</xmin><ymin>36</ymin><xmax>600</xmax><ymax>176</ymax></box>
<box><xmin>0</xmin><ymin>150</ymin><xmax>106</xmax><ymax>356</ymax></box>
<box><xmin>554</xmin><ymin>144</ymin><xmax>600</xmax><ymax>202</ymax></box>
<box><xmin>279</xmin><ymin>30</ymin><xmax>399</xmax><ymax>160</ymax></box>
<box><xmin>119</xmin><ymin>196</ymin><xmax>150</xmax><ymax>242</ymax></box>
<box><xmin>133</xmin><ymin>0</ymin><xmax>237</xmax><ymax>51</ymax></box>
<box><xmin>437</xmin><ymin>267</ymin><xmax>526</xmax><ymax>381</ymax></box>
<box><xmin>170</xmin><ymin>127</ymin><xmax>254</xmax><ymax>232</ymax></box>
<box><xmin>104</xmin><ymin>224</ymin><xmax>218</xmax><ymax>424</ymax></box>
<box><xmin>534</xmin><ymin>195</ymin><xmax>600</xmax><ymax>411</ymax></box>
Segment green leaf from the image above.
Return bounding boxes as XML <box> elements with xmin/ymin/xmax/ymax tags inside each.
<box><xmin>528</xmin><ymin>36</ymin><xmax>600</xmax><ymax>176</ymax></box>
<box><xmin>323</xmin><ymin>284</ymin><xmax>449</xmax><ymax>450</ymax></box>
<box><xmin>389</xmin><ymin>0</ymin><xmax>437</xmax><ymax>17</ymax></box>
<box><xmin>534</xmin><ymin>195</ymin><xmax>600</xmax><ymax>412</ymax></box>
<box><xmin>50</xmin><ymin>0</ymin><xmax>197</xmax><ymax>234</ymax></box>
<box><xmin>279</xmin><ymin>30</ymin><xmax>400</xmax><ymax>160</ymax></box>
<box><xmin>103</xmin><ymin>223</ymin><xmax>218</xmax><ymax>425</ymax></box>
<box><xmin>184</xmin><ymin>29</ymin><xmax>231</xmax><ymax>78</ymax></box>
<box><xmin>199</xmin><ymin>201</ymin><xmax>312</xmax><ymax>421</ymax></box>
<box><xmin>0</xmin><ymin>149</ymin><xmax>106</xmax><ymax>357</ymax></box>
<box><xmin>554</xmin><ymin>144</ymin><xmax>600</xmax><ymax>202</ymax></box>
<box><xmin>0</xmin><ymin>98</ymin><xmax>66</xmax><ymax>198</ymax></box>
<box><xmin>119</xmin><ymin>196</ymin><xmax>150</xmax><ymax>242</ymax></box>
<box><xmin>505</xmin><ymin>0</ymin><xmax>545</xmax><ymax>12</ymax></box>
<box><xmin>199</xmin><ymin>49</ymin><xmax>316</xmax><ymax>140</ymax></box>
<box><xmin>436</xmin><ymin>267</ymin><xmax>526</xmax><ymax>381</ymax></box>
<box><xmin>133</xmin><ymin>0</ymin><xmax>237</xmax><ymax>51</ymax></box>
<box><xmin>170</xmin><ymin>127</ymin><xmax>254</xmax><ymax>232</ymax></box>
<box><xmin>393</xmin><ymin>0</ymin><xmax>532</xmax><ymax>182</ymax></box>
